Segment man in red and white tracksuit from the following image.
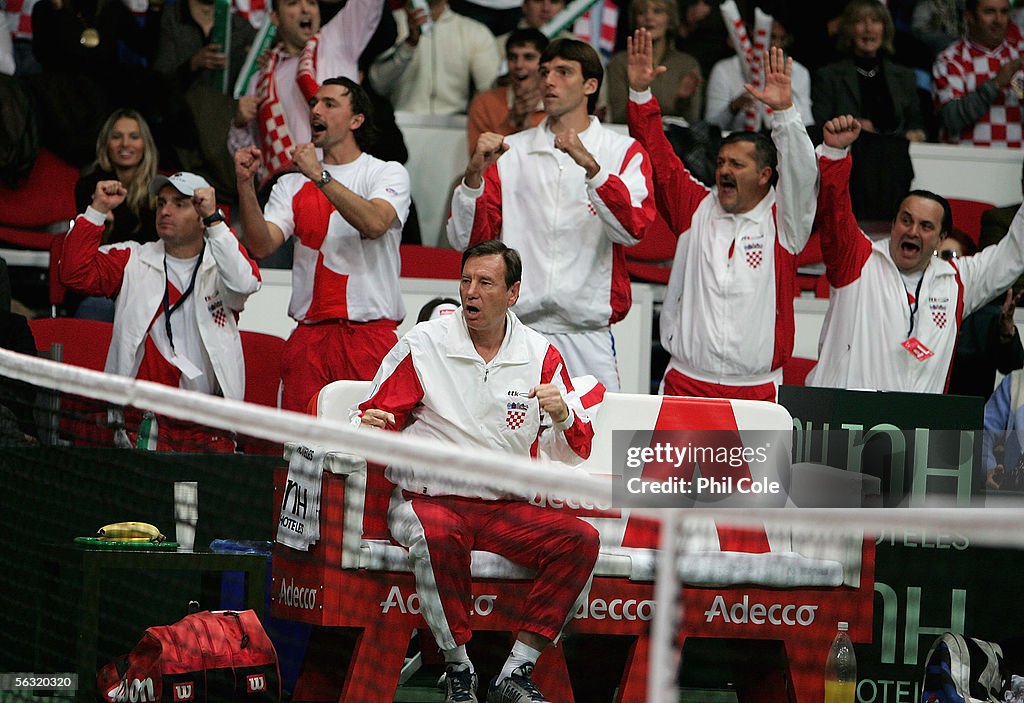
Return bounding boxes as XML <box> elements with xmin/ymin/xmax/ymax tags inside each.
<box><xmin>60</xmin><ymin>171</ymin><xmax>262</xmax><ymax>451</ymax></box>
<box><xmin>355</xmin><ymin>241</ymin><xmax>599</xmax><ymax>703</ymax></box>
<box><xmin>807</xmin><ymin>115</ymin><xmax>1024</xmax><ymax>392</ymax></box>
<box><xmin>626</xmin><ymin>34</ymin><xmax>818</xmax><ymax>402</ymax></box>
<box><xmin>236</xmin><ymin>77</ymin><xmax>411</xmax><ymax>412</ymax></box>
<box><xmin>447</xmin><ymin>39</ymin><xmax>655</xmax><ymax>393</ymax></box>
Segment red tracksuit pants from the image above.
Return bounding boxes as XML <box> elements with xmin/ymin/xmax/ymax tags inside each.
<box><xmin>388</xmin><ymin>492</ymin><xmax>600</xmax><ymax>650</ymax></box>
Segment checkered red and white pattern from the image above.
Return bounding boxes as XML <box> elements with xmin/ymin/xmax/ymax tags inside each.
<box><xmin>233</xmin><ymin>0</ymin><xmax>268</xmax><ymax>28</ymax></box>
<box><xmin>934</xmin><ymin>29</ymin><xmax>1024</xmax><ymax>147</ymax></box>
<box><xmin>933</xmin><ymin>310</ymin><xmax>948</xmax><ymax>328</ymax></box>
<box><xmin>505</xmin><ymin>408</ymin><xmax>526</xmax><ymax>429</ymax></box>
<box><xmin>5</xmin><ymin>0</ymin><xmax>37</xmax><ymax>40</ymax></box>
<box><xmin>745</xmin><ymin>249</ymin><xmax>763</xmax><ymax>268</ymax></box>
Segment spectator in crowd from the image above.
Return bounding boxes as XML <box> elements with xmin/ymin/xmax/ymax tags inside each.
<box><xmin>933</xmin><ymin>0</ymin><xmax>1024</xmax><ymax>147</ymax></box>
<box><xmin>153</xmin><ymin>0</ymin><xmax>256</xmax><ymax>92</ymax></box>
<box><xmin>228</xmin><ymin>0</ymin><xmax>383</xmax><ymax>181</ymax></box>
<box><xmin>705</xmin><ymin>17</ymin><xmax>813</xmax><ymax>132</ymax></box>
<box><xmin>370</xmin><ymin>0</ymin><xmax>500</xmax><ymax>115</ymax></box>
<box><xmin>495</xmin><ymin>0</ymin><xmax>572</xmax><ymax>59</ymax></box>
<box><xmin>417</xmin><ymin>296</ymin><xmax>460</xmax><ymax>323</ymax></box>
<box><xmin>807</xmin><ymin>114</ymin><xmax>1024</xmax><ymax>393</ymax></box>
<box><xmin>939</xmin><ymin>230</ymin><xmax>1024</xmax><ymax>398</ymax></box>
<box><xmin>673</xmin><ymin>0</ymin><xmax>730</xmax><ymax>78</ymax></box>
<box><xmin>448</xmin><ymin>39</ymin><xmax>655</xmax><ymax>392</ymax></box>
<box><xmin>74</xmin><ymin>109</ymin><xmax>160</xmax><ymax>247</ymax></box>
<box><xmin>59</xmin><ymin>172</ymin><xmax>261</xmax><ymax>451</ymax></box>
<box><xmin>355</xmin><ymin>240</ymin><xmax>598</xmax><ymax>703</ymax></box>
<box><xmin>72</xmin><ymin>109</ymin><xmax>161</xmax><ymax>320</ymax></box>
<box><xmin>235</xmin><ymin>77</ymin><xmax>411</xmax><ymax>412</ymax></box>
<box><xmin>627</xmin><ymin>35</ymin><xmax>817</xmax><ymax>401</ymax></box>
<box><xmin>30</xmin><ymin>0</ymin><xmax>168</xmax><ymax>164</ymax></box>
<box><xmin>983</xmin><ymin>366</ymin><xmax>1024</xmax><ymax>489</ymax></box>
<box><xmin>467</xmin><ymin>28</ymin><xmax>548</xmax><ymax>154</ymax></box>
<box><xmin>605</xmin><ymin>0</ymin><xmax>702</xmax><ymax>125</ymax></box>
<box><xmin>153</xmin><ymin>0</ymin><xmax>256</xmax><ymax>196</ymax></box>
<box><xmin>813</xmin><ymin>0</ymin><xmax>926</xmax><ymax>142</ymax></box>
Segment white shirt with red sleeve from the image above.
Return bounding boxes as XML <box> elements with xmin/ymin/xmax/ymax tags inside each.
<box><xmin>808</xmin><ymin>144</ymin><xmax>1024</xmax><ymax>392</ymax></box>
<box><xmin>627</xmin><ymin>91</ymin><xmax>818</xmax><ymax>387</ymax></box>
<box><xmin>446</xmin><ymin>117</ymin><xmax>656</xmax><ymax>332</ymax></box>
<box><xmin>263</xmin><ymin>153</ymin><xmax>411</xmax><ymax>323</ymax></box>
<box><xmin>352</xmin><ymin>308</ymin><xmax>594</xmax><ymax>500</ymax></box>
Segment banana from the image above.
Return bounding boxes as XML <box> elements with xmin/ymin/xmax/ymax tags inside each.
<box><xmin>97</xmin><ymin>521</ymin><xmax>166</xmax><ymax>542</ymax></box>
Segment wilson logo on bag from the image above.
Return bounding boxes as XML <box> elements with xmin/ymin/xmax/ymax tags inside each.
<box><xmin>97</xmin><ymin>610</ymin><xmax>280</xmax><ymax>703</ymax></box>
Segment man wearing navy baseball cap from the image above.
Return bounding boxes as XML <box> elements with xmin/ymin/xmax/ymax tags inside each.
<box><xmin>60</xmin><ymin>171</ymin><xmax>262</xmax><ymax>452</ymax></box>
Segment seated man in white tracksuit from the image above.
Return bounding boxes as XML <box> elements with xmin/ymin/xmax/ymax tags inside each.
<box><xmin>60</xmin><ymin>171</ymin><xmax>261</xmax><ymax>450</ymax></box>
<box><xmin>353</xmin><ymin>240</ymin><xmax>599</xmax><ymax>703</ymax></box>
<box><xmin>808</xmin><ymin>114</ymin><xmax>1024</xmax><ymax>392</ymax></box>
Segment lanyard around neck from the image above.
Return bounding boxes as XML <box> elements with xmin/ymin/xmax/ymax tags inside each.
<box><xmin>162</xmin><ymin>244</ymin><xmax>205</xmax><ymax>353</ymax></box>
<box><xmin>904</xmin><ymin>273</ymin><xmax>924</xmax><ymax>338</ymax></box>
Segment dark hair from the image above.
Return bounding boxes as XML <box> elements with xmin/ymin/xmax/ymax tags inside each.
<box><xmin>417</xmin><ymin>297</ymin><xmax>460</xmax><ymax>323</ymax></box>
<box><xmin>941</xmin><ymin>229</ymin><xmax>978</xmax><ymax>256</ymax></box>
<box><xmin>320</xmin><ymin>76</ymin><xmax>377</xmax><ymax>150</ymax></box>
<box><xmin>506</xmin><ymin>27</ymin><xmax>549</xmax><ymax>58</ymax></box>
<box><xmin>965</xmin><ymin>0</ymin><xmax>981</xmax><ymax>14</ymax></box>
<box><xmin>462</xmin><ymin>240</ymin><xmax>523</xmax><ymax>288</ymax></box>
<box><xmin>720</xmin><ymin>131</ymin><xmax>778</xmax><ymax>182</ymax></box>
<box><xmin>903</xmin><ymin>189</ymin><xmax>953</xmax><ymax>235</ymax></box>
<box><xmin>837</xmin><ymin>0</ymin><xmax>895</xmax><ymax>56</ymax></box>
<box><xmin>540</xmin><ymin>38</ymin><xmax>603</xmax><ymax>114</ymax></box>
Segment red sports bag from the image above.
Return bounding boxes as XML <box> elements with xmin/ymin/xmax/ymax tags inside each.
<box><xmin>97</xmin><ymin>609</ymin><xmax>280</xmax><ymax>703</ymax></box>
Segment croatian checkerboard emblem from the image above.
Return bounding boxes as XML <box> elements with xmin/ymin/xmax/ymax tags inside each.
<box><xmin>506</xmin><ymin>402</ymin><xmax>527</xmax><ymax>430</ymax></box>
<box><xmin>929</xmin><ymin>296</ymin><xmax>949</xmax><ymax>329</ymax></box>
<box><xmin>742</xmin><ymin>234</ymin><xmax>764</xmax><ymax>269</ymax></box>
<box><xmin>206</xmin><ymin>295</ymin><xmax>227</xmax><ymax>327</ymax></box>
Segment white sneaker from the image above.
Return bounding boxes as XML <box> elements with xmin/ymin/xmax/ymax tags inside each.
<box><xmin>486</xmin><ymin>663</ymin><xmax>550</xmax><ymax>703</ymax></box>
<box><xmin>442</xmin><ymin>663</ymin><xmax>479</xmax><ymax>703</ymax></box>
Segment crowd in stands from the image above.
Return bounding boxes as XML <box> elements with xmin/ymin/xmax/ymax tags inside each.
<box><xmin>4</xmin><ymin>0</ymin><xmax>1024</xmax><ymax>442</ymax></box>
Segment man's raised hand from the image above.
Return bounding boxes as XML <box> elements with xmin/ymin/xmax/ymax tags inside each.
<box><xmin>745</xmin><ymin>46</ymin><xmax>793</xmax><ymax>112</ymax></box>
<box><xmin>464</xmin><ymin>132</ymin><xmax>509</xmax><ymax>188</ymax></box>
<box><xmin>91</xmin><ymin>180</ymin><xmax>127</xmax><ymax>214</ymax></box>
<box><xmin>823</xmin><ymin>115</ymin><xmax>862</xmax><ymax>150</ymax></box>
<box><xmin>627</xmin><ymin>28</ymin><xmax>666</xmax><ymax>93</ymax></box>
<box><xmin>234</xmin><ymin>146</ymin><xmax>262</xmax><ymax>183</ymax></box>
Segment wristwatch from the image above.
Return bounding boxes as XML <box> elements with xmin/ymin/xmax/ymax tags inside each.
<box><xmin>316</xmin><ymin>169</ymin><xmax>333</xmax><ymax>188</ymax></box>
<box><xmin>202</xmin><ymin>209</ymin><xmax>225</xmax><ymax>227</ymax></box>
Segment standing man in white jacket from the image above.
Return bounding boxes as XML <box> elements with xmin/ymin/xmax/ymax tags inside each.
<box><xmin>808</xmin><ymin>114</ymin><xmax>1024</xmax><ymax>393</ymax></box>
<box><xmin>448</xmin><ymin>38</ymin><xmax>656</xmax><ymax>392</ymax></box>
<box><xmin>60</xmin><ymin>172</ymin><xmax>262</xmax><ymax>451</ymax></box>
<box><xmin>627</xmin><ymin>31</ymin><xmax>818</xmax><ymax>401</ymax></box>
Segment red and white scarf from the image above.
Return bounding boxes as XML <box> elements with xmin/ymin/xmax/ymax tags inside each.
<box><xmin>255</xmin><ymin>35</ymin><xmax>321</xmax><ymax>181</ymax></box>
<box><xmin>721</xmin><ymin>1</ymin><xmax>773</xmax><ymax>132</ymax></box>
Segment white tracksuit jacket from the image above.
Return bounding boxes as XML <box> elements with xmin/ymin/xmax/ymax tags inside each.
<box><xmin>352</xmin><ymin>308</ymin><xmax>593</xmax><ymax>499</ymax></box>
<box><xmin>807</xmin><ymin>145</ymin><xmax>1024</xmax><ymax>393</ymax></box>
<box><xmin>60</xmin><ymin>207</ymin><xmax>262</xmax><ymax>400</ymax></box>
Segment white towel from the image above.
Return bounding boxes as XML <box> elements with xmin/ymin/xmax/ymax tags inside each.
<box><xmin>277</xmin><ymin>445</ymin><xmax>326</xmax><ymax>550</ymax></box>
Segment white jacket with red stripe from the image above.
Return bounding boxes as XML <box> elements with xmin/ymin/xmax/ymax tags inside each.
<box><xmin>446</xmin><ymin>117</ymin><xmax>655</xmax><ymax>332</ymax></box>
<box><xmin>807</xmin><ymin>145</ymin><xmax>1024</xmax><ymax>393</ymax></box>
<box><xmin>627</xmin><ymin>93</ymin><xmax>818</xmax><ymax>385</ymax></box>
<box><xmin>353</xmin><ymin>308</ymin><xmax>594</xmax><ymax>499</ymax></box>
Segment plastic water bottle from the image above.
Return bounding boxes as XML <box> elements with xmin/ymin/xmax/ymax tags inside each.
<box><xmin>409</xmin><ymin>0</ymin><xmax>432</xmax><ymax>36</ymax></box>
<box><xmin>136</xmin><ymin>411</ymin><xmax>158</xmax><ymax>451</ymax></box>
<box><xmin>824</xmin><ymin>621</ymin><xmax>857</xmax><ymax>703</ymax></box>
